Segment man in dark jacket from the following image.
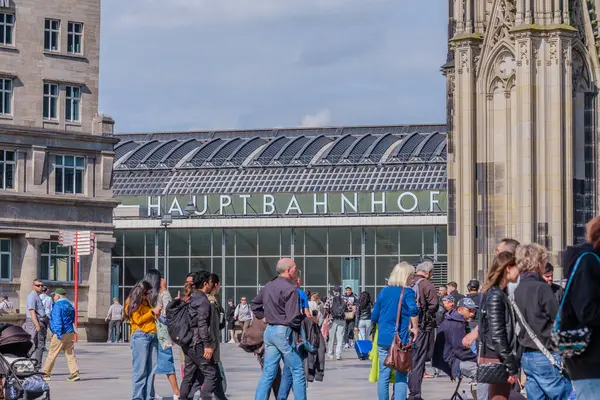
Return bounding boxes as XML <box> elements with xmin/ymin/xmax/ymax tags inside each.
<box><xmin>542</xmin><ymin>263</ymin><xmax>564</xmax><ymax>304</ymax></box>
<box><xmin>406</xmin><ymin>261</ymin><xmax>438</xmax><ymax>400</ymax></box>
<box><xmin>432</xmin><ymin>298</ymin><xmax>477</xmax><ymax>379</ymax></box>
<box><xmin>561</xmin><ymin>240</ymin><xmax>600</xmax><ymax>395</ymax></box>
<box><xmin>180</xmin><ymin>270</ymin><xmax>227</xmax><ymax>400</ymax></box>
<box><xmin>447</xmin><ymin>282</ymin><xmax>464</xmax><ymax>304</ymax></box>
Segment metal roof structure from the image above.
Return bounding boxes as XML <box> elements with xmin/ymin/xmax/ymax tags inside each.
<box><xmin>113</xmin><ymin>124</ymin><xmax>447</xmax><ymax>196</ymax></box>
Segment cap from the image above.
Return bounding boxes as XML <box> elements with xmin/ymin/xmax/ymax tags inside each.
<box><xmin>52</xmin><ymin>288</ymin><xmax>67</xmax><ymax>296</ymax></box>
<box><xmin>457</xmin><ymin>297</ymin><xmax>477</xmax><ymax>310</ymax></box>
<box><xmin>442</xmin><ymin>295</ymin><xmax>455</xmax><ymax>303</ymax></box>
<box><xmin>333</xmin><ymin>285</ymin><xmax>342</xmax><ymax>293</ymax></box>
<box><xmin>1</xmin><ymin>295</ymin><xmax>7</xmax><ymax>300</ymax></box>
<box><xmin>467</xmin><ymin>279</ymin><xmax>480</xmax><ymax>291</ymax></box>
<box><xmin>344</xmin><ymin>285</ymin><xmax>352</xmax><ymax>290</ymax></box>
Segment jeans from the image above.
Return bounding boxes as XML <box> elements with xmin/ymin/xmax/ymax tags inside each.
<box><xmin>408</xmin><ymin>328</ymin><xmax>434</xmax><ymax>400</ymax></box>
<box><xmin>254</xmin><ymin>325</ymin><xmax>306</xmax><ymax>400</ymax></box>
<box><xmin>109</xmin><ymin>320</ymin><xmax>121</xmax><ymax>342</ymax></box>
<box><xmin>377</xmin><ymin>345</ymin><xmax>408</xmax><ymax>400</ymax></box>
<box><xmin>573</xmin><ymin>379</ymin><xmax>600</xmax><ymax>399</ymax></box>
<box><xmin>327</xmin><ymin>320</ymin><xmax>345</xmax><ymax>358</ymax></box>
<box><xmin>358</xmin><ymin>319</ymin><xmax>372</xmax><ymax>341</ymax></box>
<box><xmin>131</xmin><ymin>330</ymin><xmax>158</xmax><ymax>400</ymax></box>
<box><xmin>521</xmin><ymin>351</ymin><xmax>572</xmax><ymax>400</ymax></box>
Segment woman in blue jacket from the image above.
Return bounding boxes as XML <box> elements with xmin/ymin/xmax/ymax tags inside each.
<box><xmin>371</xmin><ymin>262</ymin><xmax>419</xmax><ymax>400</ymax></box>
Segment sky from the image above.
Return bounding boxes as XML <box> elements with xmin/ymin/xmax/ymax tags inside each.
<box><xmin>100</xmin><ymin>0</ymin><xmax>448</xmax><ymax>133</ymax></box>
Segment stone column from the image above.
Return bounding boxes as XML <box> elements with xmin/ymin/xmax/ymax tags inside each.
<box><xmin>84</xmin><ymin>233</ymin><xmax>114</xmax><ymax>341</ymax></box>
<box><xmin>17</xmin><ymin>236</ymin><xmax>44</xmax><ymax>312</ymax></box>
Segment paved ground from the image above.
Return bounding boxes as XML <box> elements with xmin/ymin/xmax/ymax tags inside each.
<box><xmin>46</xmin><ymin>342</ymin><xmax>470</xmax><ymax>399</ymax></box>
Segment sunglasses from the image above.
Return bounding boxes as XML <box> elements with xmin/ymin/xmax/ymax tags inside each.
<box><xmin>34</xmin><ymin>284</ymin><xmax>43</xmax><ymax>287</ymax></box>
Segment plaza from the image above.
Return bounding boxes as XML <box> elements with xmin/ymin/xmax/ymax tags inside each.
<box><xmin>47</xmin><ymin>342</ymin><xmax>459</xmax><ymax>399</ymax></box>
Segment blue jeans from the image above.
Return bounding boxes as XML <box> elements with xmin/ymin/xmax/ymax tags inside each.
<box><xmin>254</xmin><ymin>325</ymin><xmax>306</xmax><ymax>400</ymax></box>
<box><xmin>521</xmin><ymin>351</ymin><xmax>572</xmax><ymax>400</ymax></box>
<box><xmin>131</xmin><ymin>330</ymin><xmax>158</xmax><ymax>400</ymax></box>
<box><xmin>327</xmin><ymin>320</ymin><xmax>345</xmax><ymax>358</ymax></box>
<box><xmin>278</xmin><ymin>352</ymin><xmax>307</xmax><ymax>400</ymax></box>
<box><xmin>377</xmin><ymin>345</ymin><xmax>408</xmax><ymax>400</ymax></box>
<box><xmin>573</xmin><ymin>379</ymin><xmax>600</xmax><ymax>399</ymax></box>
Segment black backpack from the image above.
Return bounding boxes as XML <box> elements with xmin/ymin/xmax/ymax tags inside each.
<box><xmin>166</xmin><ymin>298</ymin><xmax>193</xmax><ymax>347</ymax></box>
<box><xmin>331</xmin><ymin>296</ymin><xmax>346</xmax><ymax>320</ymax></box>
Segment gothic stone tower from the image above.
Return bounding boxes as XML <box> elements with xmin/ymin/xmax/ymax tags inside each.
<box><xmin>444</xmin><ymin>0</ymin><xmax>599</xmax><ymax>285</ymax></box>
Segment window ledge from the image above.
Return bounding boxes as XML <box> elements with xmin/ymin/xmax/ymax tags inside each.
<box><xmin>0</xmin><ymin>45</ymin><xmax>18</xmax><ymax>54</ymax></box>
<box><xmin>43</xmin><ymin>51</ymin><xmax>87</xmax><ymax>62</ymax></box>
<box><xmin>42</xmin><ymin>119</ymin><xmax>59</xmax><ymax>125</ymax></box>
<box><xmin>43</xmin><ymin>281</ymin><xmax>90</xmax><ymax>288</ymax></box>
<box><xmin>65</xmin><ymin>122</ymin><xmax>82</xmax><ymax>127</ymax></box>
<box><xmin>0</xmin><ymin>114</ymin><xmax>13</xmax><ymax>121</ymax></box>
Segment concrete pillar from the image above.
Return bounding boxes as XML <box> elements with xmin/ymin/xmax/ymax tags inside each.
<box><xmin>17</xmin><ymin>236</ymin><xmax>42</xmax><ymax>312</ymax></box>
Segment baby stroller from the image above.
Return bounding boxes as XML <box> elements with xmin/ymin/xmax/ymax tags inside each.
<box><xmin>0</xmin><ymin>323</ymin><xmax>50</xmax><ymax>399</ymax></box>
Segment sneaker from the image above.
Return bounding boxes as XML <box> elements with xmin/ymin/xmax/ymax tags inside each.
<box><xmin>42</xmin><ymin>375</ymin><xmax>51</xmax><ymax>382</ymax></box>
<box><xmin>336</xmin><ymin>356</ymin><xmax>342</xmax><ymax>360</ymax></box>
<box><xmin>173</xmin><ymin>395</ymin><xmax>180</xmax><ymax>400</ymax></box>
<box><xmin>328</xmin><ymin>355</ymin><xmax>334</xmax><ymax>361</ymax></box>
<box><xmin>66</xmin><ymin>373</ymin><xmax>80</xmax><ymax>382</ymax></box>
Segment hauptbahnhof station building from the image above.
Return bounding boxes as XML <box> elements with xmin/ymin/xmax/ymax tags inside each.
<box><xmin>111</xmin><ymin>125</ymin><xmax>448</xmax><ymax>303</ymax></box>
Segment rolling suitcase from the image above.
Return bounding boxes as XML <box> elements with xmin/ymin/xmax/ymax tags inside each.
<box><xmin>354</xmin><ymin>340</ymin><xmax>372</xmax><ymax>360</ymax></box>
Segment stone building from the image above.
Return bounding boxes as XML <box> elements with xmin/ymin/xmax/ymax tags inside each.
<box><xmin>444</xmin><ymin>1</ymin><xmax>598</xmax><ymax>286</ymax></box>
<box><xmin>0</xmin><ymin>0</ymin><xmax>116</xmax><ymax>341</ymax></box>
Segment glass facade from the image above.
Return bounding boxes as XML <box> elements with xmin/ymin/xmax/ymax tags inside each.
<box><xmin>112</xmin><ymin>226</ymin><xmax>447</xmax><ymax>303</ymax></box>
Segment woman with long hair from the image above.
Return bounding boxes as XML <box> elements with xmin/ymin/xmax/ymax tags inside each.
<box><xmin>125</xmin><ymin>280</ymin><xmax>161</xmax><ymax>400</ymax></box>
<box><xmin>479</xmin><ymin>251</ymin><xmax>520</xmax><ymax>400</ymax></box>
<box><xmin>154</xmin><ymin>272</ymin><xmax>180</xmax><ymax>399</ymax></box>
<box><xmin>354</xmin><ymin>291</ymin><xmax>373</xmax><ymax>340</ymax></box>
<box><xmin>144</xmin><ymin>268</ymin><xmax>162</xmax><ymax>308</ymax></box>
<box><xmin>371</xmin><ymin>262</ymin><xmax>419</xmax><ymax>400</ymax></box>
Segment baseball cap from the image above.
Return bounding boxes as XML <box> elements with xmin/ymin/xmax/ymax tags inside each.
<box><xmin>457</xmin><ymin>297</ymin><xmax>477</xmax><ymax>310</ymax></box>
<box><xmin>52</xmin><ymin>288</ymin><xmax>67</xmax><ymax>296</ymax></box>
<box><xmin>442</xmin><ymin>295</ymin><xmax>455</xmax><ymax>303</ymax></box>
<box><xmin>344</xmin><ymin>285</ymin><xmax>352</xmax><ymax>290</ymax></box>
<box><xmin>467</xmin><ymin>279</ymin><xmax>480</xmax><ymax>291</ymax></box>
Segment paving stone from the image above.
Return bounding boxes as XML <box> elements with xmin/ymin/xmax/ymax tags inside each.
<box><xmin>46</xmin><ymin>342</ymin><xmax>467</xmax><ymax>399</ymax></box>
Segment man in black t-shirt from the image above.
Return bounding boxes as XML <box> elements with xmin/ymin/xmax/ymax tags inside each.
<box><xmin>542</xmin><ymin>263</ymin><xmax>564</xmax><ymax>303</ymax></box>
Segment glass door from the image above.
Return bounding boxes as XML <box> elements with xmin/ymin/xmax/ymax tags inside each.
<box><xmin>342</xmin><ymin>257</ymin><xmax>360</xmax><ymax>294</ymax></box>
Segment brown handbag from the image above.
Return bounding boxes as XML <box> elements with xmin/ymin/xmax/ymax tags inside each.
<box><xmin>383</xmin><ymin>287</ymin><xmax>413</xmax><ymax>372</ymax></box>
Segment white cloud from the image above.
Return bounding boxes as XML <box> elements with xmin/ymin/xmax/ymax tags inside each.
<box><xmin>301</xmin><ymin>109</ymin><xmax>332</xmax><ymax>127</ymax></box>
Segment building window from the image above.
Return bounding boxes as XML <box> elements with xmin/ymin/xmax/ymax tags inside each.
<box><xmin>40</xmin><ymin>242</ymin><xmax>76</xmax><ymax>282</ymax></box>
<box><xmin>44</xmin><ymin>19</ymin><xmax>60</xmax><ymax>51</ymax></box>
<box><xmin>0</xmin><ymin>239</ymin><xmax>10</xmax><ymax>280</ymax></box>
<box><xmin>0</xmin><ymin>78</ymin><xmax>11</xmax><ymax>115</ymax></box>
<box><xmin>55</xmin><ymin>155</ymin><xmax>85</xmax><ymax>194</ymax></box>
<box><xmin>67</xmin><ymin>22</ymin><xmax>82</xmax><ymax>54</ymax></box>
<box><xmin>65</xmin><ymin>86</ymin><xmax>80</xmax><ymax>122</ymax></box>
<box><xmin>0</xmin><ymin>13</ymin><xmax>14</xmax><ymax>46</ymax></box>
<box><xmin>0</xmin><ymin>150</ymin><xmax>14</xmax><ymax>190</ymax></box>
<box><xmin>43</xmin><ymin>83</ymin><xmax>58</xmax><ymax>120</ymax></box>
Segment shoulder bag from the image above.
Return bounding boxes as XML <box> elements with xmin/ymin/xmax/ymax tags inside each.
<box><xmin>383</xmin><ymin>287</ymin><xmax>413</xmax><ymax>372</ymax></box>
<box><xmin>510</xmin><ymin>297</ymin><xmax>566</xmax><ymax>376</ymax></box>
<box><xmin>552</xmin><ymin>252</ymin><xmax>599</xmax><ymax>357</ymax></box>
<box><xmin>475</xmin><ymin>292</ymin><xmax>510</xmax><ymax>384</ymax></box>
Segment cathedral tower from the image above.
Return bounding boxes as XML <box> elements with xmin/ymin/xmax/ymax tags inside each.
<box><xmin>445</xmin><ymin>0</ymin><xmax>599</xmax><ymax>285</ymax></box>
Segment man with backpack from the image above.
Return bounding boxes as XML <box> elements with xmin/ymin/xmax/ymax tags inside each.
<box><xmin>405</xmin><ymin>261</ymin><xmax>438</xmax><ymax>400</ymax></box>
<box><xmin>324</xmin><ymin>285</ymin><xmax>348</xmax><ymax>360</ymax></box>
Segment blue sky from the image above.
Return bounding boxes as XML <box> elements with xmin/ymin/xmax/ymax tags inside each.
<box><xmin>100</xmin><ymin>0</ymin><xmax>447</xmax><ymax>132</ymax></box>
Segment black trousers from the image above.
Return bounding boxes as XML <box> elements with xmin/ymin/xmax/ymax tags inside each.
<box><xmin>180</xmin><ymin>345</ymin><xmax>227</xmax><ymax>400</ymax></box>
<box><xmin>344</xmin><ymin>319</ymin><xmax>355</xmax><ymax>344</ymax></box>
<box><xmin>408</xmin><ymin>328</ymin><xmax>435</xmax><ymax>400</ymax></box>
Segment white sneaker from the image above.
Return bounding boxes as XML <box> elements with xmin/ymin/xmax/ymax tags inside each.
<box><xmin>328</xmin><ymin>355</ymin><xmax>334</xmax><ymax>360</ymax></box>
<box><xmin>173</xmin><ymin>395</ymin><xmax>180</xmax><ymax>400</ymax></box>
<box><xmin>155</xmin><ymin>396</ymin><xmax>162</xmax><ymax>400</ymax></box>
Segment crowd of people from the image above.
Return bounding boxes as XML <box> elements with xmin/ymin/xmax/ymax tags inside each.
<box><xmin>115</xmin><ymin>217</ymin><xmax>600</xmax><ymax>400</ymax></box>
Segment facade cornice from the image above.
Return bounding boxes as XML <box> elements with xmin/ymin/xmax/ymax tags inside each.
<box><xmin>510</xmin><ymin>24</ymin><xmax>578</xmax><ymax>33</ymax></box>
<box><xmin>0</xmin><ymin>125</ymin><xmax>119</xmax><ymax>146</ymax></box>
<box><xmin>0</xmin><ymin>192</ymin><xmax>120</xmax><ymax>209</ymax></box>
<box><xmin>450</xmin><ymin>33</ymin><xmax>483</xmax><ymax>43</ymax></box>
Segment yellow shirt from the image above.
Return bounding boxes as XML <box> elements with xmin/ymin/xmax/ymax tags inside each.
<box><xmin>125</xmin><ymin>298</ymin><xmax>156</xmax><ymax>334</ymax></box>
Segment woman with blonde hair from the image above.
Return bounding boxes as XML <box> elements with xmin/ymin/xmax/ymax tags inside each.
<box><xmin>371</xmin><ymin>262</ymin><xmax>419</xmax><ymax>400</ymax></box>
<box><xmin>512</xmin><ymin>243</ymin><xmax>572</xmax><ymax>400</ymax></box>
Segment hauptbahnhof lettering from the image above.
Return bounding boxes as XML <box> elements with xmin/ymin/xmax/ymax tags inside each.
<box><xmin>112</xmin><ymin>125</ymin><xmax>448</xmax><ymax>303</ymax></box>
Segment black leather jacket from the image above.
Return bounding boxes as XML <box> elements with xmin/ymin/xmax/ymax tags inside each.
<box><xmin>479</xmin><ymin>286</ymin><xmax>519</xmax><ymax>375</ymax></box>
